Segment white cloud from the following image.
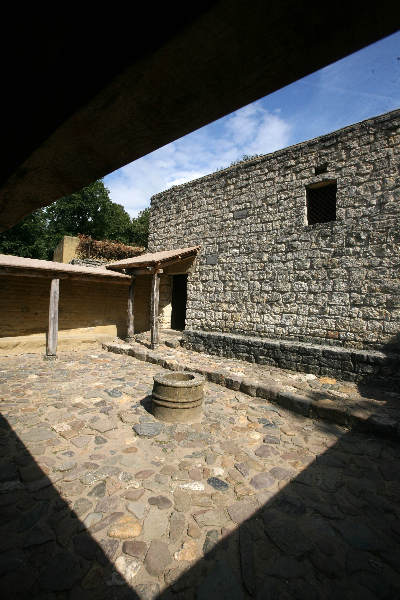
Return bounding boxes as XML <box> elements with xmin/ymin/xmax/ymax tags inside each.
<box><xmin>103</xmin><ymin>32</ymin><xmax>400</xmax><ymax>218</ymax></box>
<box><xmin>104</xmin><ymin>101</ymin><xmax>291</xmax><ymax>217</ymax></box>
<box><xmin>166</xmin><ymin>172</ymin><xmax>208</xmax><ymax>188</ymax></box>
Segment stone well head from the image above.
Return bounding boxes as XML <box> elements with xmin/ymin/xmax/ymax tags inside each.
<box><xmin>151</xmin><ymin>371</ymin><xmax>205</xmax><ymax>423</ymax></box>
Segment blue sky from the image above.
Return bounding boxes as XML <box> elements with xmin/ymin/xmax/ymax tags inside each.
<box><xmin>104</xmin><ymin>31</ymin><xmax>400</xmax><ymax>217</ymax></box>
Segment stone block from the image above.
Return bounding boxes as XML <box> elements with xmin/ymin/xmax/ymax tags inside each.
<box><xmin>225</xmin><ymin>375</ymin><xmax>242</xmax><ymax>391</ymax></box>
<box><xmin>277</xmin><ymin>391</ymin><xmax>312</xmax><ymax>417</ymax></box>
<box><xmin>240</xmin><ymin>379</ymin><xmax>258</xmax><ymax>396</ymax></box>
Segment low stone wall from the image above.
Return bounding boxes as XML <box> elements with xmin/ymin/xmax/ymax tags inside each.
<box><xmin>182</xmin><ymin>329</ymin><xmax>400</xmax><ymax>388</ymax></box>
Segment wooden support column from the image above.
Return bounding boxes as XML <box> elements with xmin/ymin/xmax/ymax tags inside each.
<box><xmin>45</xmin><ymin>278</ymin><xmax>59</xmax><ymax>359</ymax></box>
<box><xmin>150</xmin><ymin>269</ymin><xmax>160</xmax><ymax>349</ymax></box>
<box><xmin>126</xmin><ymin>275</ymin><xmax>135</xmax><ymax>343</ymax></box>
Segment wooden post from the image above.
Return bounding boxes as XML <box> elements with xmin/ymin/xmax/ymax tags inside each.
<box><xmin>45</xmin><ymin>278</ymin><xmax>59</xmax><ymax>359</ymax></box>
<box><xmin>126</xmin><ymin>276</ymin><xmax>135</xmax><ymax>343</ymax></box>
<box><xmin>150</xmin><ymin>269</ymin><xmax>160</xmax><ymax>349</ymax></box>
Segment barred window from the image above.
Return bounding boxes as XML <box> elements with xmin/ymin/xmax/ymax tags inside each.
<box><xmin>306</xmin><ymin>182</ymin><xmax>337</xmax><ymax>224</ymax></box>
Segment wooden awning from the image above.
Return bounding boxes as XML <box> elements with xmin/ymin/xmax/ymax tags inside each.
<box><xmin>0</xmin><ymin>254</ymin><xmax>131</xmax><ymax>283</ymax></box>
<box><xmin>106</xmin><ymin>246</ymin><xmax>200</xmax><ymax>271</ymax></box>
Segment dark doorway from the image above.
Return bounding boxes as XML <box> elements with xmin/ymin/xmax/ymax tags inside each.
<box><xmin>171</xmin><ymin>274</ymin><xmax>187</xmax><ymax>330</ymax></box>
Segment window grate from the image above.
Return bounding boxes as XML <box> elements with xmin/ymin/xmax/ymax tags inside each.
<box><xmin>315</xmin><ymin>163</ymin><xmax>328</xmax><ymax>175</ymax></box>
<box><xmin>307</xmin><ymin>182</ymin><xmax>337</xmax><ymax>224</ymax></box>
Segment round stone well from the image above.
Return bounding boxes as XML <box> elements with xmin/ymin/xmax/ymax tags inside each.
<box><xmin>152</xmin><ymin>371</ymin><xmax>205</xmax><ymax>423</ymax></box>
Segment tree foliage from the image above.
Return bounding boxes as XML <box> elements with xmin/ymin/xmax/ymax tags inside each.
<box><xmin>129</xmin><ymin>208</ymin><xmax>150</xmax><ymax>248</ymax></box>
<box><xmin>0</xmin><ymin>210</ymin><xmax>49</xmax><ymax>259</ymax></box>
<box><xmin>0</xmin><ymin>180</ymin><xmax>150</xmax><ymax>259</ymax></box>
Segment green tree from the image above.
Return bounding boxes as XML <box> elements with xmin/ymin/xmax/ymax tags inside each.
<box><xmin>0</xmin><ymin>180</ymin><xmax>150</xmax><ymax>259</ymax></box>
<box><xmin>44</xmin><ymin>180</ymin><xmax>132</xmax><ymax>249</ymax></box>
<box><xmin>0</xmin><ymin>209</ymin><xmax>49</xmax><ymax>259</ymax></box>
<box><xmin>129</xmin><ymin>208</ymin><xmax>150</xmax><ymax>247</ymax></box>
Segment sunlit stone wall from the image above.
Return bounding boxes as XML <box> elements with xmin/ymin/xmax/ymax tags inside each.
<box><xmin>149</xmin><ymin>110</ymin><xmax>400</xmax><ymax>357</ymax></box>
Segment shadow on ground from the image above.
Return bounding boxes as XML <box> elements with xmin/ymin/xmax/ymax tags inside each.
<box><xmin>140</xmin><ymin>395</ymin><xmax>153</xmax><ymax>415</ymax></box>
<box><xmin>1</xmin><ymin>385</ymin><xmax>400</xmax><ymax>598</ymax></box>
<box><xmin>0</xmin><ymin>414</ymin><xmax>142</xmax><ymax>599</ymax></box>
<box><xmin>357</xmin><ymin>333</ymin><xmax>400</xmax><ymax>400</ymax></box>
<box><xmin>156</xmin><ymin>413</ymin><xmax>400</xmax><ymax>599</ymax></box>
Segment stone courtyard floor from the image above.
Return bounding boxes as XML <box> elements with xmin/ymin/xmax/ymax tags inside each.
<box><xmin>107</xmin><ymin>333</ymin><xmax>400</xmax><ymax>436</ymax></box>
<box><xmin>1</xmin><ymin>350</ymin><xmax>400</xmax><ymax>599</ymax></box>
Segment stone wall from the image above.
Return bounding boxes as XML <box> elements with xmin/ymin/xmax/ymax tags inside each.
<box><xmin>149</xmin><ymin>110</ymin><xmax>400</xmax><ymax>376</ymax></box>
<box><xmin>183</xmin><ymin>330</ymin><xmax>400</xmax><ymax>389</ymax></box>
<box><xmin>159</xmin><ymin>275</ymin><xmax>172</xmax><ymax>329</ymax></box>
<box><xmin>53</xmin><ymin>236</ymin><xmax>80</xmax><ymax>263</ymax></box>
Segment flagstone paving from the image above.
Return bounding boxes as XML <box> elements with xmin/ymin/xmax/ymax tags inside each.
<box><xmin>0</xmin><ymin>350</ymin><xmax>400</xmax><ymax>599</ymax></box>
<box><xmin>106</xmin><ymin>333</ymin><xmax>400</xmax><ymax>436</ymax></box>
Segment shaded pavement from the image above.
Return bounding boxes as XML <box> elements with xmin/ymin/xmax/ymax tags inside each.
<box><xmin>0</xmin><ymin>350</ymin><xmax>400</xmax><ymax>598</ymax></box>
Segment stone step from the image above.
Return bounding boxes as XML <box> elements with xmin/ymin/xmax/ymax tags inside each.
<box><xmin>103</xmin><ymin>341</ymin><xmax>400</xmax><ymax>439</ymax></box>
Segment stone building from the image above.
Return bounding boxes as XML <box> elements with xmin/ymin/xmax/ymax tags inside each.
<box><xmin>148</xmin><ymin>109</ymin><xmax>400</xmax><ymax>383</ymax></box>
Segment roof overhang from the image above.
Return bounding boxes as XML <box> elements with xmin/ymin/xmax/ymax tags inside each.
<box><xmin>0</xmin><ymin>255</ymin><xmax>131</xmax><ymax>284</ymax></box>
<box><xmin>0</xmin><ymin>3</ymin><xmax>398</xmax><ymax>231</ymax></box>
<box><xmin>106</xmin><ymin>246</ymin><xmax>201</xmax><ymax>272</ymax></box>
